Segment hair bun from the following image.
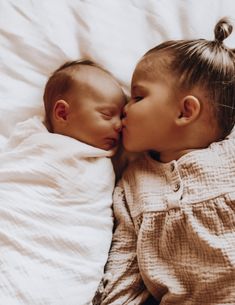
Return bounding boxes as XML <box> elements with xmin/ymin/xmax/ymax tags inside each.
<box><xmin>214</xmin><ymin>17</ymin><xmax>233</xmax><ymax>43</ymax></box>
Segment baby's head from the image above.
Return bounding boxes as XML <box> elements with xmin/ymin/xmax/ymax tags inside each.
<box><xmin>43</xmin><ymin>60</ymin><xmax>126</xmax><ymax>151</ymax></box>
<box><xmin>123</xmin><ymin>18</ymin><xmax>235</xmax><ymax>161</ymax></box>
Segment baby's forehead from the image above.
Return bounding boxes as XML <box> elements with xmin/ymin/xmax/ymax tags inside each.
<box><xmin>72</xmin><ymin>67</ymin><xmax>125</xmax><ymax>104</ymax></box>
<box><xmin>73</xmin><ymin>65</ymin><xmax>113</xmax><ymax>84</ymax></box>
<box><xmin>73</xmin><ymin>66</ymin><xmax>123</xmax><ymax>96</ymax></box>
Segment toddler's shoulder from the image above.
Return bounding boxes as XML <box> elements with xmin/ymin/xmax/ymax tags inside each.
<box><xmin>210</xmin><ymin>135</ymin><xmax>235</xmax><ymax>159</ymax></box>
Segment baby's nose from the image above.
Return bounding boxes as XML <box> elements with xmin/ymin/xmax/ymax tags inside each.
<box><xmin>114</xmin><ymin>119</ymin><xmax>122</xmax><ymax>132</ymax></box>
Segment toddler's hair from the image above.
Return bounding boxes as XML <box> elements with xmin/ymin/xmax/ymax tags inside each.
<box><xmin>43</xmin><ymin>59</ymin><xmax>108</xmax><ymax>131</ymax></box>
<box><xmin>144</xmin><ymin>17</ymin><xmax>235</xmax><ymax>139</ymax></box>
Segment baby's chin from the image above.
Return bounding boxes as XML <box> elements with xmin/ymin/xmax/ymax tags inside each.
<box><xmin>109</xmin><ymin>145</ymin><xmax>118</xmax><ymax>155</ymax></box>
<box><xmin>101</xmin><ymin>139</ymin><xmax>120</xmax><ymax>153</ymax></box>
<box><xmin>102</xmin><ymin>144</ymin><xmax>118</xmax><ymax>156</ymax></box>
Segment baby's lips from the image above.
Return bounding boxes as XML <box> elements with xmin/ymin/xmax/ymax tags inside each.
<box><xmin>112</xmin><ymin>138</ymin><xmax>120</xmax><ymax>147</ymax></box>
<box><xmin>105</xmin><ymin>137</ymin><xmax>118</xmax><ymax>148</ymax></box>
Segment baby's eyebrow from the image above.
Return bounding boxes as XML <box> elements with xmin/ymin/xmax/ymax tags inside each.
<box><xmin>98</xmin><ymin>105</ymin><xmax>115</xmax><ymax>110</ymax></box>
<box><xmin>96</xmin><ymin>105</ymin><xmax>118</xmax><ymax>114</ymax></box>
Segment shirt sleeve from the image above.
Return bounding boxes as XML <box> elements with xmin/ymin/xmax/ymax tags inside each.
<box><xmin>98</xmin><ymin>181</ymin><xmax>150</xmax><ymax>305</ymax></box>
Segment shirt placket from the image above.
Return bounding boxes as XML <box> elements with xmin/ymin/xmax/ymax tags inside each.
<box><xmin>164</xmin><ymin>161</ymin><xmax>183</xmax><ymax>210</ymax></box>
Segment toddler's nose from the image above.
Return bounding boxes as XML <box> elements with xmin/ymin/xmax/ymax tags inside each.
<box><xmin>122</xmin><ymin>104</ymin><xmax>128</xmax><ymax>118</ymax></box>
<box><xmin>122</xmin><ymin>100</ymin><xmax>133</xmax><ymax>117</ymax></box>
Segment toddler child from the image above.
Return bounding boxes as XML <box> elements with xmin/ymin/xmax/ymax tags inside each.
<box><xmin>97</xmin><ymin>18</ymin><xmax>235</xmax><ymax>305</ymax></box>
<box><xmin>0</xmin><ymin>60</ymin><xmax>126</xmax><ymax>305</ymax></box>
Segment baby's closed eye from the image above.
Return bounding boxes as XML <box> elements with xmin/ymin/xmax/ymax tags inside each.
<box><xmin>100</xmin><ymin>111</ymin><xmax>113</xmax><ymax>119</ymax></box>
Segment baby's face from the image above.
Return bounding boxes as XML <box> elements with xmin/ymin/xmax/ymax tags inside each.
<box><xmin>66</xmin><ymin>70</ymin><xmax>126</xmax><ymax>151</ymax></box>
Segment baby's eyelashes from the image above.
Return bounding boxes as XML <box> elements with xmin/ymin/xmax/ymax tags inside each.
<box><xmin>100</xmin><ymin>112</ymin><xmax>112</xmax><ymax>119</ymax></box>
<box><xmin>102</xmin><ymin>113</ymin><xmax>111</xmax><ymax>118</ymax></box>
<box><xmin>100</xmin><ymin>111</ymin><xmax>124</xmax><ymax>125</ymax></box>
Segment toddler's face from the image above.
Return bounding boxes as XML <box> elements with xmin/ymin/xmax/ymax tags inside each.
<box><xmin>122</xmin><ymin>59</ymin><xmax>178</xmax><ymax>153</ymax></box>
<box><xmin>66</xmin><ymin>72</ymin><xmax>126</xmax><ymax>151</ymax></box>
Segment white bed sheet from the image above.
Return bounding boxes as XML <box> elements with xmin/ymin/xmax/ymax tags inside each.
<box><xmin>1</xmin><ymin>0</ymin><xmax>235</xmax><ymax>145</ymax></box>
<box><xmin>1</xmin><ymin>0</ymin><xmax>235</xmax><ymax>304</ymax></box>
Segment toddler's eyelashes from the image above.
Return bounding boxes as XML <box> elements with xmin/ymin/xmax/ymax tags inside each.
<box><xmin>134</xmin><ymin>96</ymin><xmax>143</xmax><ymax>102</ymax></box>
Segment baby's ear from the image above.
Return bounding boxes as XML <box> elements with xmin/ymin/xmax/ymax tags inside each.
<box><xmin>175</xmin><ymin>95</ymin><xmax>201</xmax><ymax>126</ymax></box>
<box><xmin>53</xmin><ymin>100</ymin><xmax>70</xmax><ymax>122</ymax></box>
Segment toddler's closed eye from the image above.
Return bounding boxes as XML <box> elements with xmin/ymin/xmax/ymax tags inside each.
<box><xmin>134</xmin><ymin>96</ymin><xmax>143</xmax><ymax>102</ymax></box>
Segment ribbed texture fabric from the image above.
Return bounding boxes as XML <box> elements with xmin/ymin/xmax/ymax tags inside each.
<box><xmin>98</xmin><ymin>137</ymin><xmax>235</xmax><ymax>305</ymax></box>
<box><xmin>0</xmin><ymin>117</ymin><xmax>115</xmax><ymax>305</ymax></box>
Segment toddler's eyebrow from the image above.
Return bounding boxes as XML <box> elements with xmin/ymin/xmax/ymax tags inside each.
<box><xmin>131</xmin><ymin>85</ymin><xmax>146</xmax><ymax>94</ymax></box>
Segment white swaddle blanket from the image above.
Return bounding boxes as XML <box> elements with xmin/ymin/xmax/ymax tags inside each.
<box><xmin>0</xmin><ymin>116</ymin><xmax>114</xmax><ymax>305</ymax></box>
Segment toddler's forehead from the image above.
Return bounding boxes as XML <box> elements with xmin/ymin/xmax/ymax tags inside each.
<box><xmin>133</xmin><ymin>54</ymin><xmax>171</xmax><ymax>83</ymax></box>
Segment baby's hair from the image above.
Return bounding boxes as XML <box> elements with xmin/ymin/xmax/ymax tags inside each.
<box><xmin>144</xmin><ymin>17</ymin><xmax>235</xmax><ymax>139</ymax></box>
<box><xmin>43</xmin><ymin>59</ymin><xmax>109</xmax><ymax>131</ymax></box>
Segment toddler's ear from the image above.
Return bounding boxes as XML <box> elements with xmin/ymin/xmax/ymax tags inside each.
<box><xmin>175</xmin><ymin>95</ymin><xmax>201</xmax><ymax>126</ymax></box>
<box><xmin>53</xmin><ymin>100</ymin><xmax>70</xmax><ymax>122</ymax></box>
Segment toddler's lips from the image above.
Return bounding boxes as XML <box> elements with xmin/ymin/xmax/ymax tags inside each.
<box><xmin>121</xmin><ymin>116</ymin><xmax>127</xmax><ymax>126</ymax></box>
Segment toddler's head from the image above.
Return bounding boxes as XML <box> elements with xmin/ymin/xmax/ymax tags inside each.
<box><xmin>43</xmin><ymin>60</ymin><xmax>126</xmax><ymax>151</ymax></box>
<box><xmin>123</xmin><ymin>18</ymin><xmax>235</xmax><ymax>161</ymax></box>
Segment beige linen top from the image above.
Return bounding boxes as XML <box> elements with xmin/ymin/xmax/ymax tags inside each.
<box><xmin>99</xmin><ymin>137</ymin><xmax>235</xmax><ymax>305</ymax></box>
